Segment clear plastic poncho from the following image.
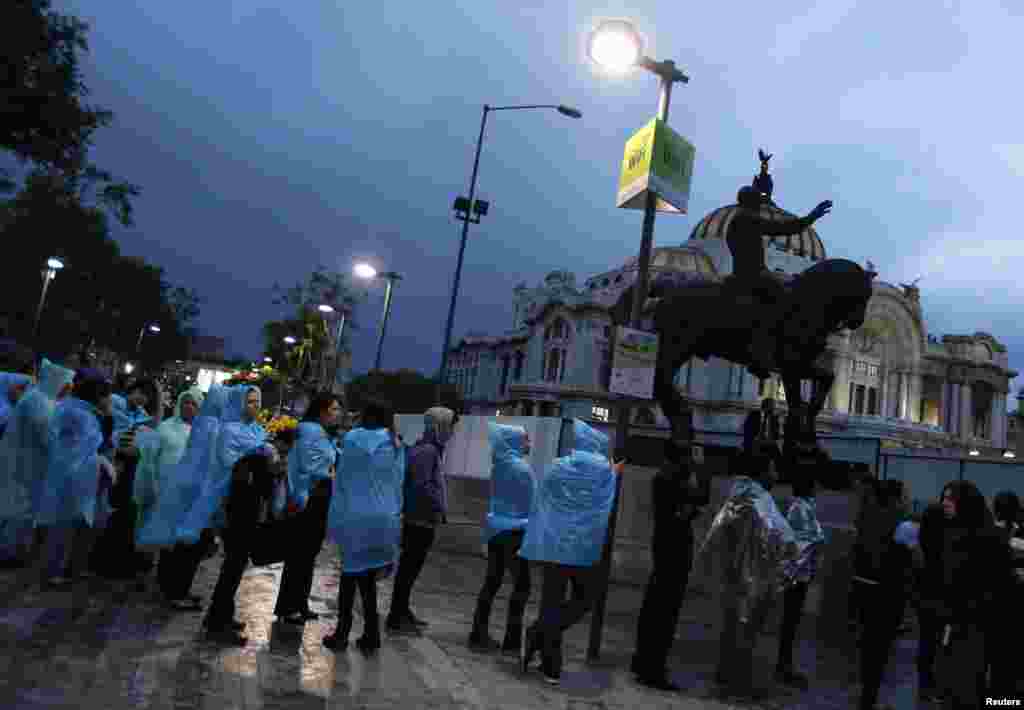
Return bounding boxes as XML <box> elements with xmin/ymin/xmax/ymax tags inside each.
<box><xmin>518</xmin><ymin>419</ymin><xmax>617</xmax><ymax>567</ymax></box>
<box><xmin>698</xmin><ymin>476</ymin><xmax>799</xmax><ymax>621</ymax></box>
<box><xmin>177</xmin><ymin>386</ymin><xmax>270</xmax><ymax>541</ymax></box>
<box><xmin>0</xmin><ymin>361</ymin><xmax>74</xmax><ymax>539</ymax></box>
<box><xmin>784</xmin><ymin>496</ymin><xmax>826</xmax><ymax>584</ymax></box>
<box><xmin>132</xmin><ymin>386</ymin><xmax>204</xmax><ymax>545</ymax></box>
<box><xmin>484</xmin><ymin>423</ymin><xmax>536</xmax><ymax>544</ymax></box>
<box><xmin>0</xmin><ymin>372</ymin><xmax>33</xmax><ymax>437</ymax></box>
<box><xmin>138</xmin><ymin>385</ymin><xmax>229</xmax><ymax>547</ymax></box>
<box><xmin>35</xmin><ymin>397</ymin><xmax>105</xmax><ymax>528</ymax></box>
<box><xmin>111</xmin><ymin>392</ymin><xmax>152</xmax><ymax>448</ymax></box>
<box><xmin>287</xmin><ymin>421</ymin><xmax>337</xmax><ymax>512</ymax></box>
<box><xmin>327</xmin><ymin>427</ymin><xmax>405</xmax><ymax>574</ymax></box>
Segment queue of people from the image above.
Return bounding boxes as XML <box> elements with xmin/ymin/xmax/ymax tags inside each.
<box><xmin>1</xmin><ymin>360</ymin><xmax>1022</xmax><ymax>706</ymax></box>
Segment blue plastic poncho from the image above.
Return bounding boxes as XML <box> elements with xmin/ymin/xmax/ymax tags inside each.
<box><xmin>111</xmin><ymin>392</ymin><xmax>152</xmax><ymax>445</ymax></box>
<box><xmin>287</xmin><ymin>421</ymin><xmax>337</xmax><ymax>512</ymax></box>
<box><xmin>784</xmin><ymin>496</ymin><xmax>826</xmax><ymax>584</ymax></box>
<box><xmin>132</xmin><ymin>387</ymin><xmax>204</xmax><ymax>545</ymax></box>
<box><xmin>327</xmin><ymin>427</ymin><xmax>405</xmax><ymax>574</ymax></box>
<box><xmin>0</xmin><ymin>361</ymin><xmax>74</xmax><ymax>550</ymax></box>
<box><xmin>177</xmin><ymin>386</ymin><xmax>270</xmax><ymax>542</ymax></box>
<box><xmin>484</xmin><ymin>423</ymin><xmax>536</xmax><ymax>544</ymax></box>
<box><xmin>35</xmin><ymin>397</ymin><xmax>105</xmax><ymax>528</ymax></box>
<box><xmin>519</xmin><ymin>419</ymin><xmax>617</xmax><ymax>567</ymax></box>
<box><xmin>138</xmin><ymin>385</ymin><xmax>228</xmax><ymax>548</ymax></box>
<box><xmin>0</xmin><ymin>372</ymin><xmax>33</xmax><ymax>438</ymax></box>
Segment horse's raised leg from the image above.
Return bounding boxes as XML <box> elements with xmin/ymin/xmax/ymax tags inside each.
<box><xmin>653</xmin><ymin>339</ymin><xmax>695</xmax><ymax>444</ymax></box>
<box><xmin>781</xmin><ymin>369</ymin><xmax>809</xmax><ymax>456</ymax></box>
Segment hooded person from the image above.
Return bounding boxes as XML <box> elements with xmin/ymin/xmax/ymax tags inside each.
<box><xmin>697</xmin><ymin>445</ymin><xmax>799</xmax><ymax>698</ymax></box>
<box><xmin>519</xmin><ymin>419</ymin><xmax>623</xmax><ymax>685</ymax></box>
<box><xmin>36</xmin><ymin>370</ymin><xmax>115</xmax><ymax>585</ymax></box>
<box><xmin>136</xmin><ymin>385</ymin><xmax>228</xmax><ymax>609</ymax></box>
<box><xmin>0</xmin><ymin>360</ymin><xmax>74</xmax><ymax>565</ymax></box>
<box><xmin>200</xmin><ymin>385</ymin><xmax>276</xmax><ymax>644</ymax></box>
<box><xmin>387</xmin><ymin>406</ymin><xmax>457</xmax><ymax>634</ymax></box>
<box><xmin>272</xmin><ymin>391</ymin><xmax>342</xmax><ymax>624</ymax></box>
<box><xmin>467</xmin><ymin>422</ymin><xmax>535</xmax><ymax>653</ymax></box>
<box><xmin>0</xmin><ymin>371</ymin><xmax>33</xmax><ymax>438</ymax></box>
<box><xmin>322</xmin><ymin>398</ymin><xmax>405</xmax><ymax>655</ymax></box>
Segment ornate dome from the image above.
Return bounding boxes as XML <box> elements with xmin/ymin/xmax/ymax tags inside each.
<box><xmin>688</xmin><ymin>202</ymin><xmax>826</xmax><ymax>262</ymax></box>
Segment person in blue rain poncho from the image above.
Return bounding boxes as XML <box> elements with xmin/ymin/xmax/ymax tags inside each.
<box><xmin>697</xmin><ymin>444</ymin><xmax>799</xmax><ymax>697</ymax></box>
<box><xmin>519</xmin><ymin>419</ymin><xmax>624</xmax><ymax>685</ymax></box>
<box><xmin>322</xmin><ymin>398</ymin><xmax>404</xmax><ymax>655</ymax></box>
<box><xmin>36</xmin><ymin>370</ymin><xmax>116</xmax><ymax>585</ymax></box>
<box><xmin>0</xmin><ymin>360</ymin><xmax>74</xmax><ymax>566</ymax></box>
<box><xmin>137</xmin><ymin>384</ymin><xmax>228</xmax><ymax>609</ymax></box>
<box><xmin>0</xmin><ymin>371</ymin><xmax>33</xmax><ymax>438</ymax></box>
<box><xmin>272</xmin><ymin>392</ymin><xmax>341</xmax><ymax>624</ymax></box>
<box><xmin>468</xmin><ymin>422</ymin><xmax>536</xmax><ymax>653</ymax></box>
<box><xmin>200</xmin><ymin>386</ymin><xmax>277</xmax><ymax>644</ymax></box>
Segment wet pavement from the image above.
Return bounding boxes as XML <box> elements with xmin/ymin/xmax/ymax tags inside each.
<box><xmin>0</xmin><ymin>542</ymin><xmax>930</xmax><ymax>709</ymax></box>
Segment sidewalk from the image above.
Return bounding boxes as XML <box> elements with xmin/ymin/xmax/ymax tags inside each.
<box><xmin>0</xmin><ymin>543</ymin><xmax>925</xmax><ymax>710</ymax></box>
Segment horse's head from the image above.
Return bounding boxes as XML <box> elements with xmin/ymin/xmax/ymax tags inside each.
<box><xmin>791</xmin><ymin>259</ymin><xmax>875</xmax><ymax>335</ymax></box>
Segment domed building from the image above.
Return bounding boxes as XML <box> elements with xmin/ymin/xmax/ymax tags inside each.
<box><xmin>445</xmin><ymin>189</ymin><xmax>1017</xmax><ymax>458</ymax></box>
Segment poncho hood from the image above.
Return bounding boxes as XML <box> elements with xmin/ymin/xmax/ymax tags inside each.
<box><xmin>490</xmin><ymin>423</ymin><xmax>526</xmax><ymax>460</ymax></box>
<box><xmin>174</xmin><ymin>386</ymin><xmax>204</xmax><ymax>420</ymax></box>
<box><xmin>37</xmin><ymin>360</ymin><xmax>74</xmax><ymax>400</ymax></box>
<box><xmin>223</xmin><ymin>385</ymin><xmax>259</xmax><ymax>424</ymax></box>
<box><xmin>572</xmin><ymin>419</ymin><xmax>608</xmax><ymax>457</ymax></box>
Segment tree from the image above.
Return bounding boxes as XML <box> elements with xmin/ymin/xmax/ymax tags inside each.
<box><xmin>346</xmin><ymin>370</ymin><xmax>464</xmax><ymax>415</ymax></box>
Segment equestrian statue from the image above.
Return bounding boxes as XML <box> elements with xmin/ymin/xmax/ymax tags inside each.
<box><xmin>613</xmin><ymin>150</ymin><xmax>876</xmax><ymax>462</ymax></box>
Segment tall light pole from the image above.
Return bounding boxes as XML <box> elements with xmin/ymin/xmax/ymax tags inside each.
<box><xmin>135</xmin><ymin>323</ymin><xmax>161</xmax><ymax>353</ymax></box>
<box><xmin>355</xmin><ymin>262</ymin><xmax>402</xmax><ymax>372</ymax></box>
<box><xmin>585</xmin><ymin>19</ymin><xmax>690</xmax><ymax>662</ymax></box>
<box><xmin>32</xmin><ymin>257</ymin><xmax>65</xmax><ymax>352</ymax></box>
<box><xmin>437</xmin><ymin>102</ymin><xmax>582</xmax><ymax>390</ymax></box>
<box><xmin>281</xmin><ymin>335</ymin><xmax>298</xmax><ymax>413</ymax></box>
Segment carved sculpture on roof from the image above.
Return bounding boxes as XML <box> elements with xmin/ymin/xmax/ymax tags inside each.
<box><xmin>899</xmin><ymin>276</ymin><xmax>921</xmax><ymax>303</ymax></box>
<box><xmin>752</xmin><ymin>148</ymin><xmax>774</xmax><ymax>204</ymax></box>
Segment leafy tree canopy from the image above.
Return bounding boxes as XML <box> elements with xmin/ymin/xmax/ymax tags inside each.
<box><xmin>346</xmin><ymin>369</ymin><xmax>464</xmax><ymax>416</ymax></box>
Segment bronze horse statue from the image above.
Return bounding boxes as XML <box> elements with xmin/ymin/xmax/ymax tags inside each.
<box><xmin>613</xmin><ymin>258</ymin><xmax>876</xmax><ymax>459</ymax></box>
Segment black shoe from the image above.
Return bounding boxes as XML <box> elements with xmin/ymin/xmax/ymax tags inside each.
<box><xmin>521</xmin><ymin>628</ymin><xmax>541</xmax><ymax>674</ymax></box>
<box><xmin>355</xmin><ymin>636</ymin><xmax>380</xmax><ymax>655</ymax></box>
<box><xmin>405</xmin><ymin>610</ymin><xmax>428</xmax><ymax>628</ymax></box>
<box><xmin>280</xmin><ymin>612</ymin><xmax>306</xmax><ymax>625</ymax></box>
<box><xmin>540</xmin><ymin>664</ymin><xmax>561</xmax><ymax>686</ymax></box>
<box><xmin>299</xmin><ymin>609</ymin><xmax>320</xmax><ymax>621</ymax></box>
<box><xmin>323</xmin><ymin>632</ymin><xmax>348</xmax><ymax>651</ymax></box>
<box><xmin>501</xmin><ymin>627</ymin><xmax>522</xmax><ymax>654</ymax></box>
<box><xmin>774</xmin><ymin>667</ymin><xmax>810</xmax><ymax>690</ymax></box>
<box><xmin>467</xmin><ymin>633</ymin><xmax>499</xmax><ymax>652</ymax></box>
<box><xmin>635</xmin><ymin>674</ymin><xmax>681</xmax><ymax>692</ymax></box>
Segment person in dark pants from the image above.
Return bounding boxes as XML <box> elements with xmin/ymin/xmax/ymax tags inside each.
<box><xmin>387</xmin><ymin>406</ymin><xmax>456</xmax><ymax>634</ymax></box>
<box><xmin>274</xmin><ymin>392</ymin><xmax>341</xmax><ymax>623</ymax></box>
<box><xmin>631</xmin><ymin>439</ymin><xmax>706</xmax><ymax>692</ymax></box>
<box><xmin>774</xmin><ymin>469</ymin><xmax>825</xmax><ymax>690</ymax></box>
<box><xmin>914</xmin><ymin>501</ymin><xmax>946</xmax><ymax>703</ymax></box>
<box><xmin>519</xmin><ymin>419</ymin><xmax>624</xmax><ymax>685</ymax></box>
<box><xmin>468</xmin><ymin>423</ymin><xmax>535</xmax><ymax>653</ymax></box>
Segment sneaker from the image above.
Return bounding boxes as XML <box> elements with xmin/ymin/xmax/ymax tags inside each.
<box><xmin>299</xmin><ymin>609</ymin><xmax>320</xmax><ymax>621</ymax></box>
<box><xmin>541</xmin><ymin>667</ymin><xmax>561</xmax><ymax>686</ymax></box>
<box><xmin>323</xmin><ymin>632</ymin><xmax>348</xmax><ymax>651</ymax></box>
<box><xmin>405</xmin><ymin>610</ymin><xmax>429</xmax><ymax>628</ymax></box>
<box><xmin>521</xmin><ymin>628</ymin><xmax>541</xmax><ymax>674</ymax></box>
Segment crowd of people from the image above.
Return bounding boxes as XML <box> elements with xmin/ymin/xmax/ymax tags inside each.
<box><xmin>0</xmin><ymin>361</ymin><xmax>1021</xmax><ymax>708</ymax></box>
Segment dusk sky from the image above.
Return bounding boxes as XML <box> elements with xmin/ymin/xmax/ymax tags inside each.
<box><xmin>64</xmin><ymin>1</ymin><xmax>1023</xmax><ymax>397</ymax></box>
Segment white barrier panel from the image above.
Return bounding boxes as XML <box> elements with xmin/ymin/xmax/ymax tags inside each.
<box><xmin>395</xmin><ymin>415</ymin><xmax>566</xmax><ymax>480</ymax></box>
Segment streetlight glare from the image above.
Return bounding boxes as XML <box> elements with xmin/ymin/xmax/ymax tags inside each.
<box><xmin>263</xmin><ymin>356</ymin><xmax>272</xmax><ymax>363</ymax></box>
<box><xmin>318</xmin><ymin>304</ymin><xmax>335</xmax><ymax>313</ymax></box>
<box><xmin>47</xmin><ymin>257</ymin><xmax>65</xmax><ymax>270</ymax></box>
<box><xmin>354</xmin><ymin>263</ymin><xmax>377</xmax><ymax>280</ymax></box>
<box><xmin>149</xmin><ymin>325</ymin><xmax>161</xmax><ymax>333</ymax></box>
<box><xmin>283</xmin><ymin>336</ymin><xmax>297</xmax><ymax>344</ymax></box>
<box><xmin>588</xmin><ymin>21</ymin><xmax>642</xmax><ymax>73</ymax></box>
<box><xmin>557</xmin><ymin>105</ymin><xmax>583</xmax><ymax>119</ymax></box>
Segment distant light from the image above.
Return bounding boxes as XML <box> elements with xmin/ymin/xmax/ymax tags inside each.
<box><xmin>263</xmin><ymin>357</ymin><xmax>272</xmax><ymax>363</ymax></box>
<box><xmin>354</xmin><ymin>263</ymin><xmax>377</xmax><ymax>280</ymax></box>
<box><xmin>1004</xmin><ymin>450</ymin><xmax>1016</xmax><ymax>459</ymax></box>
<box><xmin>588</xmin><ymin>20</ymin><xmax>643</xmax><ymax>73</ymax></box>
<box><xmin>149</xmin><ymin>324</ymin><xmax>161</xmax><ymax>333</ymax></box>
<box><xmin>184</xmin><ymin>375</ymin><xmax>191</xmax><ymax>381</ymax></box>
<box><xmin>124</xmin><ymin>362</ymin><xmax>135</xmax><ymax>374</ymax></box>
<box><xmin>318</xmin><ymin>304</ymin><xmax>335</xmax><ymax>313</ymax></box>
<box><xmin>283</xmin><ymin>336</ymin><xmax>297</xmax><ymax>345</ymax></box>
<box><xmin>969</xmin><ymin>448</ymin><xmax>980</xmax><ymax>456</ymax></box>
<box><xmin>47</xmin><ymin>257</ymin><xmax>65</xmax><ymax>270</ymax></box>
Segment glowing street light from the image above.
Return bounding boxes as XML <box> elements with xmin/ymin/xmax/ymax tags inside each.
<box><xmin>355</xmin><ymin>263</ymin><xmax>403</xmax><ymax>371</ymax></box>
<box><xmin>354</xmin><ymin>262</ymin><xmax>377</xmax><ymax>280</ymax></box>
<box><xmin>46</xmin><ymin>257</ymin><xmax>65</xmax><ymax>271</ymax></box>
<box><xmin>318</xmin><ymin>304</ymin><xmax>335</xmax><ymax>314</ymax></box>
<box><xmin>263</xmin><ymin>356</ymin><xmax>273</xmax><ymax>363</ymax></box>
<box><xmin>33</xmin><ymin>256</ymin><xmax>67</xmax><ymax>347</ymax></box>
<box><xmin>135</xmin><ymin>323</ymin><xmax>161</xmax><ymax>353</ymax></box>
<box><xmin>587</xmin><ymin>20</ymin><xmax>643</xmax><ymax>73</ymax></box>
<box><xmin>1003</xmin><ymin>449</ymin><xmax>1015</xmax><ymax>459</ymax></box>
<box><xmin>969</xmin><ymin>448</ymin><xmax>980</xmax><ymax>456</ymax></box>
<box><xmin>283</xmin><ymin>336</ymin><xmax>297</xmax><ymax>345</ymax></box>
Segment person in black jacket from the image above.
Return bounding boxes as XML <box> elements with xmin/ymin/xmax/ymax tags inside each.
<box><xmin>914</xmin><ymin>501</ymin><xmax>947</xmax><ymax>704</ymax></box>
<box><xmin>630</xmin><ymin>438</ymin><xmax>708</xmax><ymax>692</ymax></box>
<box><xmin>988</xmin><ymin>490</ymin><xmax>1022</xmax><ymax>699</ymax></box>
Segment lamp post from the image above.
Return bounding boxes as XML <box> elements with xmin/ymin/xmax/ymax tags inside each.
<box><xmin>32</xmin><ymin>256</ymin><xmax>65</xmax><ymax>352</ymax></box>
<box><xmin>281</xmin><ymin>336</ymin><xmax>298</xmax><ymax>414</ymax></box>
<box><xmin>585</xmin><ymin>19</ymin><xmax>690</xmax><ymax>662</ymax></box>
<box><xmin>437</xmin><ymin>102</ymin><xmax>582</xmax><ymax>390</ymax></box>
<box><xmin>355</xmin><ymin>262</ymin><xmax>402</xmax><ymax>372</ymax></box>
<box><xmin>135</xmin><ymin>323</ymin><xmax>161</xmax><ymax>353</ymax></box>
<box><xmin>318</xmin><ymin>304</ymin><xmax>349</xmax><ymax>393</ymax></box>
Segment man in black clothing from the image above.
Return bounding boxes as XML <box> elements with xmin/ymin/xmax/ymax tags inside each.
<box><xmin>726</xmin><ymin>185</ymin><xmax>832</xmax><ymax>379</ymax></box>
<box><xmin>630</xmin><ymin>439</ymin><xmax>708</xmax><ymax>691</ymax></box>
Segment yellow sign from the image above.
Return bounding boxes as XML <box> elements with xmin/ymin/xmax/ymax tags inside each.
<box><xmin>616</xmin><ymin>118</ymin><xmax>696</xmax><ymax>214</ymax></box>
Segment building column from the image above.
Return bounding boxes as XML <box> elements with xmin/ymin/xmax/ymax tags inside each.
<box><xmin>908</xmin><ymin>372</ymin><xmax>923</xmax><ymax>423</ymax></box>
<box><xmin>959</xmin><ymin>383</ymin><xmax>973</xmax><ymax>441</ymax></box>
<box><xmin>831</xmin><ymin>354</ymin><xmax>851</xmax><ymax>412</ymax></box>
<box><xmin>991</xmin><ymin>393</ymin><xmax>1007</xmax><ymax>448</ymax></box>
<box><xmin>947</xmin><ymin>381</ymin><xmax>961</xmax><ymax>436</ymax></box>
<box><xmin>936</xmin><ymin>378</ymin><xmax>947</xmax><ymax>431</ymax></box>
<box><xmin>878</xmin><ymin>368</ymin><xmax>889</xmax><ymax>419</ymax></box>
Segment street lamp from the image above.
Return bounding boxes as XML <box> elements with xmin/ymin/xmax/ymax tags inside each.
<box><xmin>318</xmin><ymin>303</ymin><xmax>350</xmax><ymax>392</ymax></box>
<box><xmin>584</xmin><ymin>18</ymin><xmax>690</xmax><ymax>663</ymax></box>
<box><xmin>1003</xmin><ymin>449</ymin><xmax>1016</xmax><ymax>459</ymax></box>
<box><xmin>32</xmin><ymin>256</ymin><xmax>65</xmax><ymax>348</ymax></box>
<box><xmin>135</xmin><ymin>323</ymin><xmax>160</xmax><ymax>353</ymax></box>
<box><xmin>969</xmin><ymin>448</ymin><xmax>980</xmax><ymax>456</ymax></box>
<box><xmin>437</xmin><ymin>101</ymin><xmax>582</xmax><ymax>389</ymax></box>
<box><xmin>355</xmin><ymin>262</ymin><xmax>402</xmax><ymax>372</ymax></box>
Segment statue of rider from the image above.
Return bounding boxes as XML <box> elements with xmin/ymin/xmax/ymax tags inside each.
<box><xmin>727</xmin><ymin>151</ymin><xmax>832</xmax><ymax>380</ymax></box>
